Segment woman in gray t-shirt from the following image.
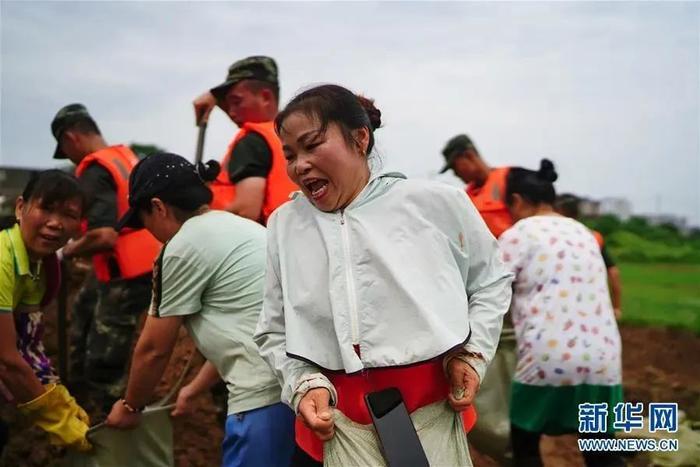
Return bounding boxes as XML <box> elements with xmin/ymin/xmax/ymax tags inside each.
<box><xmin>104</xmin><ymin>153</ymin><xmax>295</xmax><ymax>467</ymax></box>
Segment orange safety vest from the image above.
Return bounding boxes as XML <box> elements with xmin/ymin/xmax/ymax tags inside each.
<box><xmin>75</xmin><ymin>145</ymin><xmax>161</xmax><ymax>283</ymax></box>
<box><xmin>209</xmin><ymin>121</ymin><xmax>298</xmax><ymax>224</ymax></box>
<box><xmin>466</xmin><ymin>167</ymin><xmax>513</xmax><ymax>238</ymax></box>
<box><xmin>592</xmin><ymin>229</ymin><xmax>605</xmax><ymax>248</ymax></box>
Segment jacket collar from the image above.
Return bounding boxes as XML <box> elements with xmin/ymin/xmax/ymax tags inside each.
<box><xmin>293</xmin><ymin>169</ymin><xmax>407</xmax><ymax>213</ymax></box>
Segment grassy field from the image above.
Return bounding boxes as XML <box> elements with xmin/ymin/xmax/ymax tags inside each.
<box><xmin>619</xmin><ymin>262</ymin><xmax>700</xmax><ymax>334</ymax></box>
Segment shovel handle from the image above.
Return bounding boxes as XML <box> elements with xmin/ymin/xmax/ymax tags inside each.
<box><xmin>194</xmin><ymin>122</ymin><xmax>207</xmax><ymax>164</ymax></box>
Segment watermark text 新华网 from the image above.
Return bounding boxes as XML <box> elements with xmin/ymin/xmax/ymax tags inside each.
<box><xmin>578</xmin><ymin>402</ymin><xmax>679</xmax><ymax>453</ymax></box>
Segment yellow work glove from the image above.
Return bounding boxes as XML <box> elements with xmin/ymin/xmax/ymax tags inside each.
<box><xmin>17</xmin><ymin>383</ymin><xmax>92</xmax><ymax>451</ymax></box>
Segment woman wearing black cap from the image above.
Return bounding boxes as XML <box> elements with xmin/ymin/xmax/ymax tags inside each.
<box><xmin>104</xmin><ymin>153</ymin><xmax>295</xmax><ymax>466</ymax></box>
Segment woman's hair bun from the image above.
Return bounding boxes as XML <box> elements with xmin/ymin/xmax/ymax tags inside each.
<box><xmin>356</xmin><ymin>94</ymin><xmax>382</xmax><ymax>131</ymax></box>
<box><xmin>537</xmin><ymin>158</ymin><xmax>558</xmax><ymax>183</ymax></box>
<box><xmin>196</xmin><ymin>160</ymin><xmax>221</xmax><ymax>183</ymax></box>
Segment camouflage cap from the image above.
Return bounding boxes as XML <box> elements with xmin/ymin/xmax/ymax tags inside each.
<box><xmin>50</xmin><ymin>103</ymin><xmax>94</xmax><ymax>159</ymax></box>
<box><xmin>210</xmin><ymin>55</ymin><xmax>279</xmax><ymax>103</ymax></box>
<box><xmin>439</xmin><ymin>134</ymin><xmax>477</xmax><ymax>173</ymax></box>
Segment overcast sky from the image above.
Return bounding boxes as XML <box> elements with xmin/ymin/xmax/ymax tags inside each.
<box><xmin>1</xmin><ymin>1</ymin><xmax>698</xmax><ymax>225</ymax></box>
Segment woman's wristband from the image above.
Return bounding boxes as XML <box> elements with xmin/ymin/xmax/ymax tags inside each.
<box><xmin>120</xmin><ymin>398</ymin><xmax>144</xmax><ymax>414</ymax></box>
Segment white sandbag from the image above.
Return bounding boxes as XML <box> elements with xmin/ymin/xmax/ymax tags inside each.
<box><xmin>323</xmin><ymin>400</ymin><xmax>473</xmax><ymax>467</ymax></box>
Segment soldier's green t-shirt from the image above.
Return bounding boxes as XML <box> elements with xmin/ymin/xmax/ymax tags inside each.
<box><xmin>149</xmin><ymin>210</ymin><xmax>281</xmax><ymax>414</ymax></box>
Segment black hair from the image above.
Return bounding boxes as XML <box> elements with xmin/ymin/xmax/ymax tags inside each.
<box><xmin>506</xmin><ymin>159</ymin><xmax>559</xmax><ymax>206</ymax></box>
<box><xmin>554</xmin><ymin>193</ymin><xmax>581</xmax><ymax>218</ymax></box>
<box><xmin>275</xmin><ymin>84</ymin><xmax>382</xmax><ymax>156</ymax></box>
<box><xmin>138</xmin><ymin>160</ymin><xmax>220</xmax><ymax>223</ymax></box>
<box><xmin>63</xmin><ymin>117</ymin><xmax>101</xmax><ymax>136</ymax></box>
<box><xmin>242</xmin><ymin>79</ymin><xmax>280</xmax><ymax>102</ymax></box>
<box><xmin>195</xmin><ymin>160</ymin><xmax>220</xmax><ymax>183</ymax></box>
<box><xmin>0</xmin><ymin>170</ymin><xmax>86</xmax><ymax>230</ymax></box>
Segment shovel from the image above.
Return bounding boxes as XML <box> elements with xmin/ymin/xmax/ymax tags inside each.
<box><xmin>194</xmin><ymin>121</ymin><xmax>207</xmax><ymax>165</ymax></box>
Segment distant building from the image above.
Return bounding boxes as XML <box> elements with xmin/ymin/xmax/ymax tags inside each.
<box><xmin>598</xmin><ymin>197</ymin><xmax>633</xmax><ymax>221</ymax></box>
<box><xmin>561</xmin><ymin>194</ymin><xmax>631</xmax><ymax>221</ymax></box>
<box><xmin>578</xmin><ymin>198</ymin><xmax>601</xmax><ymax>217</ymax></box>
<box><xmin>565</xmin><ymin>192</ymin><xmax>695</xmax><ymax>232</ymax></box>
<box><xmin>567</xmin><ymin>196</ymin><xmax>632</xmax><ymax>220</ymax></box>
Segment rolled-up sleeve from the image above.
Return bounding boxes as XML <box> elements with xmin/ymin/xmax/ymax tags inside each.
<box><xmin>458</xmin><ymin>192</ymin><xmax>514</xmax><ymax>381</ymax></box>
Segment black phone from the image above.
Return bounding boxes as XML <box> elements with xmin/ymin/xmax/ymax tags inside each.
<box><xmin>364</xmin><ymin>387</ymin><xmax>430</xmax><ymax>467</ymax></box>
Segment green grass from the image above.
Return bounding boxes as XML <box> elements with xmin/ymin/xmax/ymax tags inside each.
<box><xmin>619</xmin><ymin>263</ymin><xmax>700</xmax><ymax>334</ymax></box>
<box><xmin>609</xmin><ymin>231</ymin><xmax>700</xmax><ymax>263</ymax></box>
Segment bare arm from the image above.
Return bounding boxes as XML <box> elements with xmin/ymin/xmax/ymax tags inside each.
<box><xmin>0</xmin><ymin>314</ymin><xmax>45</xmax><ymax>403</ymax></box>
<box><xmin>184</xmin><ymin>361</ymin><xmax>221</xmax><ymax>396</ymax></box>
<box><xmin>607</xmin><ymin>266</ymin><xmax>623</xmax><ymax>318</ymax></box>
<box><xmin>225</xmin><ymin>177</ymin><xmax>266</xmax><ymax>221</ymax></box>
<box><xmin>193</xmin><ymin>91</ymin><xmax>217</xmax><ymax>125</ymax></box>
<box><xmin>62</xmin><ymin>227</ymin><xmax>118</xmax><ymax>258</ymax></box>
<box><xmin>105</xmin><ymin>315</ymin><xmax>182</xmax><ymax>428</ymax></box>
<box><xmin>123</xmin><ymin>315</ymin><xmax>183</xmax><ymax>409</ymax></box>
<box><xmin>171</xmin><ymin>360</ymin><xmax>222</xmax><ymax>417</ymax></box>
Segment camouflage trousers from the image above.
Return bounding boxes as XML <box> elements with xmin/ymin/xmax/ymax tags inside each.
<box><xmin>69</xmin><ymin>273</ymin><xmax>99</xmax><ymax>382</ymax></box>
<box><xmin>70</xmin><ymin>274</ymin><xmax>151</xmax><ymax>405</ymax></box>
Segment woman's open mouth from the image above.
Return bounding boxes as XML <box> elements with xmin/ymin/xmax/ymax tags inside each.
<box><xmin>303</xmin><ymin>178</ymin><xmax>329</xmax><ymax>201</ymax></box>
<box><xmin>39</xmin><ymin>232</ymin><xmax>61</xmax><ymax>245</ymax></box>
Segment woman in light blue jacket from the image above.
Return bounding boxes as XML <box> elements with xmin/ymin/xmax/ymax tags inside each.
<box><xmin>254</xmin><ymin>84</ymin><xmax>513</xmax><ymax>465</ymax></box>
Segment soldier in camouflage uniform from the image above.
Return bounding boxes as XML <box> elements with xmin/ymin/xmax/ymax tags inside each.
<box><xmin>50</xmin><ymin>104</ymin><xmax>154</xmax><ymax>413</ymax></box>
<box><xmin>68</xmin><ymin>270</ymin><xmax>97</xmax><ymax>385</ymax></box>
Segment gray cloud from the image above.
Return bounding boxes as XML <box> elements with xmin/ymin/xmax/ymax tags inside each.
<box><xmin>1</xmin><ymin>1</ymin><xmax>698</xmax><ymax>225</ymax></box>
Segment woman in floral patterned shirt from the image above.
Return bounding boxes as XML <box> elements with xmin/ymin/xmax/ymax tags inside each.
<box><xmin>499</xmin><ymin>159</ymin><xmax>624</xmax><ymax>467</ymax></box>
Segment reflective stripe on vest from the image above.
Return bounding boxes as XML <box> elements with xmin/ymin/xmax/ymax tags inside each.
<box><xmin>210</xmin><ymin>121</ymin><xmax>298</xmax><ymax>224</ymax></box>
<box><xmin>76</xmin><ymin>146</ymin><xmax>161</xmax><ymax>283</ymax></box>
<box><xmin>466</xmin><ymin>167</ymin><xmax>513</xmax><ymax>239</ymax></box>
